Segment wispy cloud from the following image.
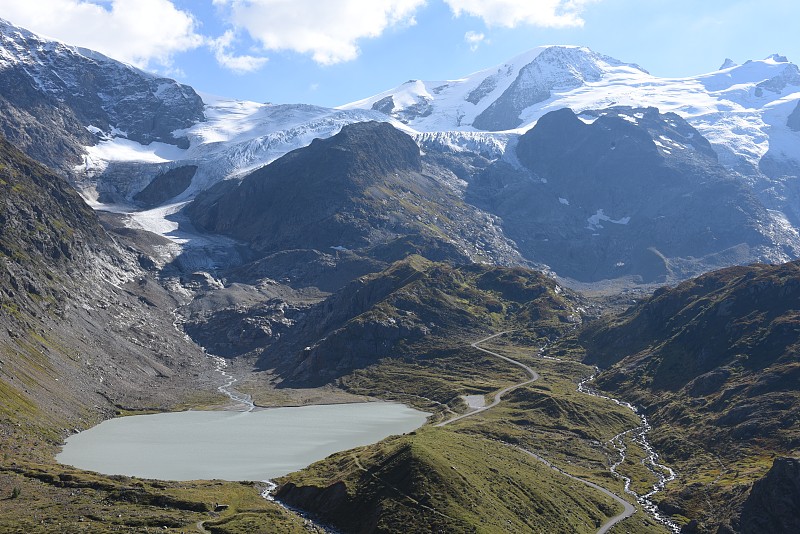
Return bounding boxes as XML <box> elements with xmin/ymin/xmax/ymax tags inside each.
<box><xmin>444</xmin><ymin>0</ymin><xmax>600</xmax><ymax>28</ymax></box>
<box><xmin>209</xmin><ymin>30</ymin><xmax>268</xmax><ymax>74</ymax></box>
<box><xmin>213</xmin><ymin>0</ymin><xmax>426</xmax><ymax>65</ymax></box>
<box><xmin>0</xmin><ymin>0</ymin><xmax>203</xmax><ymax>69</ymax></box>
<box><xmin>464</xmin><ymin>30</ymin><xmax>486</xmax><ymax>51</ymax></box>
<box><xmin>1</xmin><ymin>0</ymin><xmax>603</xmax><ymax>76</ymax></box>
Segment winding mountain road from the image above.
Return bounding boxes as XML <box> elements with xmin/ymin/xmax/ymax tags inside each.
<box><xmin>513</xmin><ymin>446</ymin><xmax>636</xmax><ymax>533</ymax></box>
<box><xmin>435</xmin><ymin>331</ymin><xmax>636</xmax><ymax>533</ymax></box>
<box><xmin>435</xmin><ymin>332</ymin><xmax>538</xmax><ymax>427</ymax></box>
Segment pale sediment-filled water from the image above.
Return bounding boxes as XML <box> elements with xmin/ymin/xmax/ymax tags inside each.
<box><xmin>57</xmin><ymin>402</ymin><xmax>428</xmax><ymax>481</ymax></box>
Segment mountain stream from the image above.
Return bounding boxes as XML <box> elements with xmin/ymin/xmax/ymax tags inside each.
<box><xmin>210</xmin><ymin>355</ymin><xmax>255</xmax><ymax>411</ymax></box>
<box><xmin>578</xmin><ymin>371</ymin><xmax>681</xmax><ymax>533</ymax></box>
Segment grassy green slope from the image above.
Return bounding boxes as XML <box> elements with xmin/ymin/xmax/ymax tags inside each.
<box><xmin>278</xmin><ymin>428</ymin><xmax>622</xmax><ymax>534</ymax></box>
<box><xmin>277</xmin><ymin>255</ymin><xmax>580</xmax><ymax>390</ymax></box>
<box><xmin>576</xmin><ymin>261</ymin><xmax>800</xmax><ymax>532</ymax></box>
<box><xmin>275</xmin><ymin>266</ymin><xmax>669</xmax><ymax>533</ymax></box>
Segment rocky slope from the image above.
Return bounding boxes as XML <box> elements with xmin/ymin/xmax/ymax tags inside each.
<box><xmin>186</xmin><ymin>121</ymin><xmax>522</xmax><ymax>269</ymax></box>
<box><xmin>0</xmin><ymin>135</ymin><xmax>213</xmax><ymax>460</ymax></box>
<box><xmin>578</xmin><ymin>261</ymin><xmax>800</xmax><ymax>532</ymax></box>
<box><xmin>261</xmin><ymin>254</ymin><xmax>580</xmax><ymax>386</ymax></box>
<box><xmin>788</xmin><ymin>101</ymin><xmax>800</xmax><ymax>131</ymax></box>
<box><xmin>739</xmin><ymin>457</ymin><xmax>800</xmax><ymax>534</ymax></box>
<box><xmin>469</xmin><ymin>107</ymin><xmax>800</xmax><ymax>282</ymax></box>
<box><xmin>0</xmin><ymin>19</ymin><xmax>204</xmax><ymax>176</ymax></box>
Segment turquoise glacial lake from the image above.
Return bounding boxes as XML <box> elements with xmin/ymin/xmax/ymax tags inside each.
<box><xmin>57</xmin><ymin>402</ymin><xmax>428</xmax><ymax>481</ymax></box>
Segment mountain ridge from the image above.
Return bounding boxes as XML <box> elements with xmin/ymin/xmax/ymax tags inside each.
<box><xmin>0</xmin><ymin>17</ymin><xmax>205</xmax><ymax>180</ymax></box>
<box><xmin>0</xmin><ymin>19</ymin><xmax>799</xmax><ymax>533</ymax></box>
<box><xmin>573</xmin><ymin>260</ymin><xmax>800</xmax><ymax>532</ymax></box>
<box><xmin>185</xmin><ymin>120</ymin><xmax>523</xmax><ymax>268</ymax></box>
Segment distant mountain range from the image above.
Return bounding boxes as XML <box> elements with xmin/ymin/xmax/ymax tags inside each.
<box><xmin>2</xmin><ymin>19</ymin><xmax>799</xmax><ymax>284</ymax></box>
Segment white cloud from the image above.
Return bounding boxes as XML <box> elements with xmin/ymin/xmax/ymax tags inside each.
<box><xmin>0</xmin><ymin>0</ymin><xmax>203</xmax><ymax>69</ymax></box>
<box><xmin>464</xmin><ymin>30</ymin><xmax>486</xmax><ymax>51</ymax></box>
<box><xmin>213</xmin><ymin>0</ymin><xmax>427</xmax><ymax>65</ymax></box>
<box><xmin>444</xmin><ymin>0</ymin><xmax>599</xmax><ymax>28</ymax></box>
<box><xmin>210</xmin><ymin>30</ymin><xmax>269</xmax><ymax>74</ymax></box>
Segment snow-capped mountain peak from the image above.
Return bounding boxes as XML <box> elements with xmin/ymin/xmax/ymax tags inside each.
<box><xmin>0</xmin><ymin>16</ymin><xmax>205</xmax><ymax>167</ymax></box>
<box><xmin>1</xmin><ymin>18</ymin><xmax>115</xmax><ymax>69</ymax></box>
<box><xmin>2</xmin><ymin>18</ymin><xmax>800</xmax><ymax>283</ymax></box>
<box><xmin>340</xmin><ymin>45</ymin><xmax>648</xmax><ymax>132</ymax></box>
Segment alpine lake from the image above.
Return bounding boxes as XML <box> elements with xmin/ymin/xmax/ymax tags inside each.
<box><xmin>57</xmin><ymin>402</ymin><xmax>428</xmax><ymax>481</ymax></box>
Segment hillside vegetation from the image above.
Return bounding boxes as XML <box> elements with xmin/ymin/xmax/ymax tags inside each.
<box><xmin>576</xmin><ymin>261</ymin><xmax>800</xmax><ymax>532</ymax></box>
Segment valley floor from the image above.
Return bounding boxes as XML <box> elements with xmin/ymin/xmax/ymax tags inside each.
<box><xmin>1</xmin><ymin>328</ymin><xmax>676</xmax><ymax>534</ymax></box>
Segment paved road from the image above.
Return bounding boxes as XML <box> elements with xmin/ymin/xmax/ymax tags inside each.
<box><xmin>435</xmin><ymin>331</ymin><xmax>637</xmax><ymax>533</ymax></box>
<box><xmin>513</xmin><ymin>446</ymin><xmax>636</xmax><ymax>533</ymax></box>
<box><xmin>435</xmin><ymin>332</ymin><xmax>538</xmax><ymax>427</ymax></box>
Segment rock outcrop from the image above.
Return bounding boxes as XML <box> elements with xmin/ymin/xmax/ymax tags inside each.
<box><xmin>788</xmin><ymin>100</ymin><xmax>800</xmax><ymax>131</ymax></box>
<box><xmin>469</xmin><ymin>107</ymin><xmax>798</xmax><ymax>282</ymax></box>
<box><xmin>133</xmin><ymin>165</ymin><xmax>198</xmax><ymax>207</ymax></box>
<box><xmin>740</xmin><ymin>457</ymin><xmax>800</xmax><ymax>534</ymax></box>
<box><xmin>186</xmin><ymin>121</ymin><xmax>523</xmax><ymax>269</ymax></box>
<box><xmin>0</xmin><ymin>18</ymin><xmax>204</xmax><ymax>174</ymax></box>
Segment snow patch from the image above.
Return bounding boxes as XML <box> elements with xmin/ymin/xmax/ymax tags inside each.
<box><xmin>82</xmin><ymin>137</ymin><xmax>186</xmax><ymax>164</ymax></box>
<box><xmin>587</xmin><ymin>209</ymin><xmax>631</xmax><ymax>230</ymax></box>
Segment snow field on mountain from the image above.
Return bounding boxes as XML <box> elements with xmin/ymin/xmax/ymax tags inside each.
<box><xmin>339</xmin><ymin>46</ymin><xmax>553</xmax><ymax>131</ymax></box>
<box><xmin>342</xmin><ymin>46</ymin><xmax>800</xmax><ymax>174</ymax></box>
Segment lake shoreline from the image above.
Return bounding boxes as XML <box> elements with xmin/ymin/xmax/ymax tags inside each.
<box><xmin>57</xmin><ymin>401</ymin><xmax>429</xmax><ymax>482</ymax></box>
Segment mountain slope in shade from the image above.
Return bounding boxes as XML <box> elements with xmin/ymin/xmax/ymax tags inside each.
<box><xmin>468</xmin><ymin>107</ymin><xmax>800</xmax><ymax>282</ymax></box>
<box><xmin>0</xmin><ymin>135</ymin><xmax>212</xmax><ymax>459</ymax></box>
<box><xmin>578</xmin><ymin>260</ymin><xmax>800</xmax><ymax>532</ymax></box>
<box><xmin>185</xmin><ymin>121</ymin><xmax>522</xmax><ymax>267</ymax></box>
<box><xmin>79</xmin><ymin>98</ymin><xmax>396</xmax><ymax>204</ymax></box>
<box><xmin>788</xmin><ymin>101</ymin><xmax>800</xmax><ymax>131</ymax></box>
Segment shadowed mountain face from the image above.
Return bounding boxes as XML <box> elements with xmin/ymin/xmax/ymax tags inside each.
<box><xmin>789</xmin><ymin>101</ymin><xmax>800</xmax><ymax>131</ymax></box>
<box><xmin>578</xmin><ymin>261</ymin><xmax>800</xmax><ymax>532</ymax></box>
<box><xmin>0</xmin><ymin>137</ymin><xmax>113</xmax><ymax>298</ymax></box>
<box><xmin>469</xmin><ymin>107</ymin><xmax>798</xmax><ymax>282</ymax></box>
<box><xmin>585</xmin><ymin>261</ymin><xmax>800</xmax><ymax>405</ymax></box>
<box><xmin>186</xmin><ymin>121</ymin><xmax>523</xmax><ymax>269</ymax></box>
<box><xmin>133</xmin><ymin>165</ymin><xmax>198</xmax><ymax>208</ymax></box>
<box><xmin>739</xmin><ymin>457</ymin><xmax>800</xmax><ymax>534</ymax></box>
<box><xmin>187</xmin><ymin>121</ymin><xmax>422</xmax><ymax>252</ymax></box>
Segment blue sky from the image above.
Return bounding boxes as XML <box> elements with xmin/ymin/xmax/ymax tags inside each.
<box><xmin>3</xmin><ymin>0</ymin><xmax>799</xmax><ymax>107</ymax></box>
